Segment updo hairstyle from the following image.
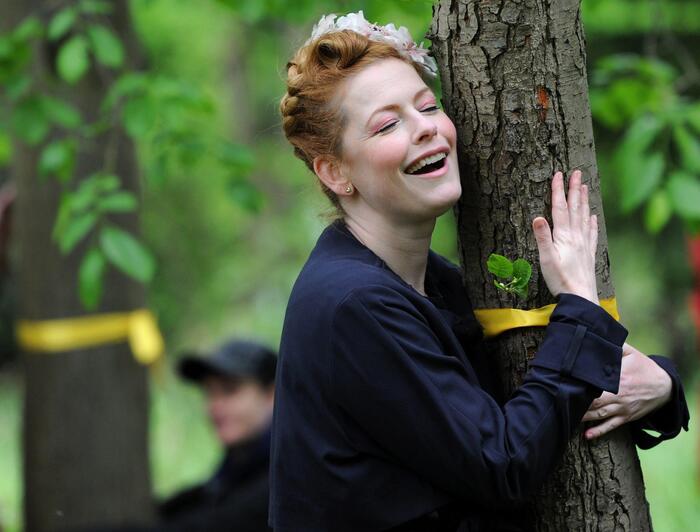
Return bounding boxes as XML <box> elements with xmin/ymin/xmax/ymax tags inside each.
<box><xmin>280</xmin><ymin>30</ymin><xmax>424</xmax><ymax>212</ymax></box>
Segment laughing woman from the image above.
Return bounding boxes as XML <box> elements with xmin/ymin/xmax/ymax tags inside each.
<box><xmin>269</xmin><ymin>12</ymin><xmax>689</xmax><ymax>532</ymax></box>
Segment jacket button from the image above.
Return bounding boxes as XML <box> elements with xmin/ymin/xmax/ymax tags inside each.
<box><xmin>604</xmin><ymin>363</ymin><xmax>614</xmax><ymax>377</ymax></box>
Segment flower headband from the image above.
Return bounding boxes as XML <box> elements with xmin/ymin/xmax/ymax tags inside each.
<box><xmin>306</xmin><ymin>10</ymin><xmax>438</xmax><ymax>78</ymax></box>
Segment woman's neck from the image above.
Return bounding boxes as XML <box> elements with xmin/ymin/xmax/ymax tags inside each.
<box><xmin>343</xmin><ymin>213</ymin><xmax>435</xmax><ymax>296</ymax></box>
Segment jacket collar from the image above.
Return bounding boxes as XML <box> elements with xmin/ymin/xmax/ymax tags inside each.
<box><xmin>313</xmin><ymin>218</ymin><xmax>447</xmax><ymax>296</ymax></box>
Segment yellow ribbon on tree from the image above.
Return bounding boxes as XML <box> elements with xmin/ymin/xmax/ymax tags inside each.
<box><xmin>16</xmin><ymin>309</ymin><xmax>164</xmax><ymax>365</ymax></box>
<box><xmin>473</xmin><ymin>297</ymin><xmax>619</xmax><ymax>338</ymax></box>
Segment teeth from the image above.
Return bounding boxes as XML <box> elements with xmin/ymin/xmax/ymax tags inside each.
<box><xmin>405</xmin><ymin>152</ymin><xmax>447</xmax><ymax>174</ymax></box>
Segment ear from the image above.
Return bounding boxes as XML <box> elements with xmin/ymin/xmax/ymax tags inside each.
<box><xmin>313</xmin><ymin>155</ymin><xmax>352</xmax><ymax>196</ymax></box>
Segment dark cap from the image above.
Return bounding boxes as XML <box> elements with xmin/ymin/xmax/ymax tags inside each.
<box><xmin>178</xmin><ymin>339</ymin><xmax>277</xmax><ymax>386</ymax></box>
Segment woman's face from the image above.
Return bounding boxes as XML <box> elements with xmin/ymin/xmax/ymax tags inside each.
<box><xmin>336</xmin><ymin>58</ymin><xmax>461</xmax><ymax>224</ymax></box>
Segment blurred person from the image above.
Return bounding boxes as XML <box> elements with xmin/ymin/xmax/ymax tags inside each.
<box><xmin>159</xmin><ymin>339</ymin><xmax>276</xmax><ymax>532</ymax></box>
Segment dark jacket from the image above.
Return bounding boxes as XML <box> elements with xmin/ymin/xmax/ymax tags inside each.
<box><xmin>269</xmin><ymin>220</ymin><xmax>689</xmax><ymax>531</ymax></box>
<box><xmin>159</xmin><ymin>427</ymin><xmax>272</xmax><ymax>532</ymax></box>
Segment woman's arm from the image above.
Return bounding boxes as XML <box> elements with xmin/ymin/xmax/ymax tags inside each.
<box><xmin>581</xmin><ymin>342</ymin><xmax>690</xmax><ymax>447</ymax></box>
<box><xmin>330</xmin><ymin>285</ymin><xmax>625</xmax><ymax>506</ymax></box>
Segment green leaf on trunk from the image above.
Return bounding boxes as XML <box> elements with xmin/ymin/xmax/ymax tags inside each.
<box><xmin>487</xmin><ymin>254</ymin><xmax>513</xmax><ymax>279</ymax></box>
<box><xmin>87</xmin><ymin>24</ymin><xmax>124</xmax><ymax>68</ymax></box>
<box><xmin>79</xmin><ymin>247</ymin><xmax>106</xmax><ymax>310</ymax></box>
<box><xmin>100</xmin><ymin>225</ymin><xmax>155</xmax><ymax>282</ymax></box>
<box><xmin>57</xmin><ymin>35</ymin><xmax>90</xmax><ymax>84</ymax></box>
<box><xmin>512</xmin><ymin>258</ymin><xmax>532</xmax><ymax>287</ymax></box>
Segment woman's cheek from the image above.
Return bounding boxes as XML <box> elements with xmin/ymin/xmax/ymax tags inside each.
<box><xmin>440</xmin><ymin>114</ymin><xmax>457</xmax><ymax>146</ymax></box>
<box><xmin>372</xmin><ymin>136</ymin><xmax>409</xmax><ymax>172</ymax></box>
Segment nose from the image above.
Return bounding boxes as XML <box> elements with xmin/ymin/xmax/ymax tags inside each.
<box><xmin>411</xmin><ymin>113</ymin><xmax>438</xmax><ymax>144</ymax></box>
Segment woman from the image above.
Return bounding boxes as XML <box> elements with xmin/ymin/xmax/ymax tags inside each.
<box><xmin>270</xmin><ymin>12</ymin><xmax>689</xmax><ymax>531</ymax></box>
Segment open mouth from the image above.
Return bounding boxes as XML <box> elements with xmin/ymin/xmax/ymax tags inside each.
<box><xmin>405</xmin><ymin>152</ymin><xmax>447</xmax><ymax>175</ymax></box>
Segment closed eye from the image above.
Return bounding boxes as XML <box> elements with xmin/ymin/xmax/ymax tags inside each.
<box><xmin>376</xmin><ymin>121</ymin><xmax>398</xmax><ymax>134</ymax></box>
<box><xmin>421</xmin><ymin>105</ymin><xmax>440</xmax><ymax>113</ymax></box>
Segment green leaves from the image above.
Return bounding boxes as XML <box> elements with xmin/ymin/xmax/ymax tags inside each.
<box><xmin>591</xmin><ymin>54</ymin><xmax>700</xmax><ymax>234</ymax></box>
<box><xmin>100</xmin><ymin>225</ymin><xmax>155</xmax><ymax>283</ymax></box>
<box><xmin>58</xmin><ymin>211</ymin><xmax>98</xmax><ymax>254</ymax></box>
<box><xmin>11</xmin><ymin>96</ymin><xmax>50</xmax><ymax>144</ymax></box>
<box><xmin>487</xmin><ymin>254</ymin><xmax>532</xmax><ymax>299</ymax></box>
<box><xmin>87</xmin><ymin>25</ymin><xmax>124</xmax><ymax>68</ymax></box>
<box><xmin>10</xmin><ymin>95</ymin><xmax>81</xmax><ymax>145</ymax></box>
<box><xmin>57</xmin><ymin>35</ymin><xmax>90</xmax><ymax>84</ymax></box>
<box><xmin>673</xmin><ymin>126</ymin><xmax>700</xmax><ymax>173</ymax></box>
<box><xmin>38</xmin><ymin>138</ymin><xmax>76</xmax><ymax>181</ymax></box>
<box><xmin>50</xmin><ymin>173</ymin><xmax>154</xmax><ymax>309</ymax></box>
<box><xmin>79</xmin><ymin>247</ymin><xmax>106</xmax><ymax>310</ymax></box>
<box><xmin>48</xmin><ymin>7</ymin><xmax>77</xmax><ymax>41</ymax></box>
<box><xmin>620</xmin><ymin>151</ymin><xmax>665</xmax><ymax>213</ymax></box>
<box><xmin>41</xmin><ymin>96</ymin><xmax>82</xmax><ymax>129</ymax></box>
<box><xmin>644</xmin><ymin>189</ymin><xmax>672</xmax><ymax>234</ymax></box>
<box><xmin>667</xmin><ymin>172</ymin><xmax>700</xmax><ymax>219</ymax></box>
<box><xmin>122</xmin><ymin>96</ymin><xmax>157</xmax><ymax>139</ymax></box>
<box><xmin>487</xmin><ymin>254</ymin><xmax>513</xmax><ymax>278</ymax></box>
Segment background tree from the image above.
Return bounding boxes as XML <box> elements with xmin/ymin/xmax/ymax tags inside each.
<box><xmin>5</xmin><ymin>1</ymin><xmax>153</xmax><ymax>529</ymax></box>
<box><xmin>431</xmin><ymin>0</ymin><xmax>653</xmax><ymax>529</ymax></box>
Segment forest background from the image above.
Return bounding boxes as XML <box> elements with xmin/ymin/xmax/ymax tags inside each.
<box><xmin>1</xmin><ymin>0</ymin><xmax>699</xmax><ymax>530</ymax></box>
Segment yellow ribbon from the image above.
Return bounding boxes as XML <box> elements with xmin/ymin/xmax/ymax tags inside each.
<box><xmin>15</xmin><ymin>309</ymin><xmax>164</xmax><ymax>365</ymax></box>
<box><xmin>473</xmin><ymin>297</ymin><xmax>619</xmax><ymax>338</ymax></box>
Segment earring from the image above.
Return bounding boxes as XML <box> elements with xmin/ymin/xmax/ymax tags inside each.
<box><xmin>345</xmin><ymin>184</ymin><xmax>353</xmax><ymax>194</ymax></box>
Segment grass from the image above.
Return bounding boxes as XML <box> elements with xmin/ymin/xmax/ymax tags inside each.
<box><xmin>0</xmin><ymin>370</ymin><xmax>697</xmax><ymax>531</ymax></box>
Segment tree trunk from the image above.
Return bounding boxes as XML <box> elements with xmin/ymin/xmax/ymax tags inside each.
<box><xmin>430</xmin><ymin>1</ymin><xmax>653</xmax><ymax>530</ymax></box>
<box><xmin>6</xmin><ymin>1</ymin><xmax>154</xmax><ymax>530</ymax></box>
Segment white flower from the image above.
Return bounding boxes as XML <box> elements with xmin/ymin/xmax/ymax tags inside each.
<box><xmin>305</xmin><ymin>11</ymin><xmax>438</xmax><ymax>78</ymax></box>
<box><xmin>309</xmin><ymin>14</ymin><xmax>338</xmax><ymax>41</ymax></box>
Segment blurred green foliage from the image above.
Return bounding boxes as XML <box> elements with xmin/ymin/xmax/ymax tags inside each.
<box><xmin>591</xmin><ymin>55</ymin><xmax>700</xmax><ymax>234</ymax></box>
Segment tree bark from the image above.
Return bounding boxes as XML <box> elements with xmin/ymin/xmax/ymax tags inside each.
<box><xmin>430</xmin><ymin>1</ymin><xmax>653</xmax><ymax>530</ymax></box>
<box><xmin>6</xmin><ymin>1</ymin><xmax>154</xmax><ymax>530</ymax></box>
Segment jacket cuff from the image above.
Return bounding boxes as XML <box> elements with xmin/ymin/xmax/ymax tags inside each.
<box><xmin>551</xmin><ymin>293</ymin><xmax>628</xmax><ymax>344</ymax></box>
<box><xmin>631</xmin><ymin>355</ymin><xmax>690</xmax><ymax>450</ymax></box>
<box><xmin>530</xmin><ymin>294</ymin><xmax>627</xmax><ymax>393</ymax></box>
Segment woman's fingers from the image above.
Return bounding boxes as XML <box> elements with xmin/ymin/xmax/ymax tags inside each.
<box><xmin>581</xmin><ymin>183</ymin><xmax>590</xmax><ymax>223</ymax></box>
<box><xmin>589</xmin><ymin>214</ymin><xmax>598</xmax><ymax>257</ymax></box>
<box><xmin>589</xmin><ymin>391</ymin><xmax>614</xmax><ymax>411</ymax></box>
<box><xmin>584</xmin><ymin>415</ymin><xmax>626</xmax><ymax>440</ymax></box>
<box><xmin>567</xmin><ymin>170</ymin><xmax>582</xmax><ymax>227</ymax></box>
<box><xmin>532</xmin><ymin>217</ymin><xmax>554</xmax><ymax>263</ymax></box>
<box><xmin>550</xmin><ymin>171</ymin><xmax>569</xmax><ymax>234</ymax></box>
<box><xmin>582</xmin><ymin>397</ymin><xmax>621</xmax><ymax>422</ymax></box>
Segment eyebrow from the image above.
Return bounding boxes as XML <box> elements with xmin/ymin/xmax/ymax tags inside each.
<box><xmin>366</xmin><ymin>86</ymin><xmax>434</xmax><ymax>125</ymax></box>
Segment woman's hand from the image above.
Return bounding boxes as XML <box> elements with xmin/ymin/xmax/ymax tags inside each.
<box><xmin>581</xmin><ymin>342</ymin><xmax>673</xmax><ymax>440</ymax></box>
<box><xmin>532</xmin><ymin>170</ymin><xmax>599</xmax><ymax>304</ymax></box>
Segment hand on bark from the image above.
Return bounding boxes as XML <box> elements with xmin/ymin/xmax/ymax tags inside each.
<box><xmin>532</xmin><ymin>170</ymin><xmax>599</xmax><ymax>305</ymax></box>
<box><xmin>581</xmin><ymin>342</ymin><xmax>673</xmax><ymax>440</ymax></box>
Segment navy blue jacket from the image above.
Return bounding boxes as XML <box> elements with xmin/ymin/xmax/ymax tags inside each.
<box><xmin>269</xmin><ymin>220</ymin><xmax>688</xmax><ymax>531</ymax></box>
